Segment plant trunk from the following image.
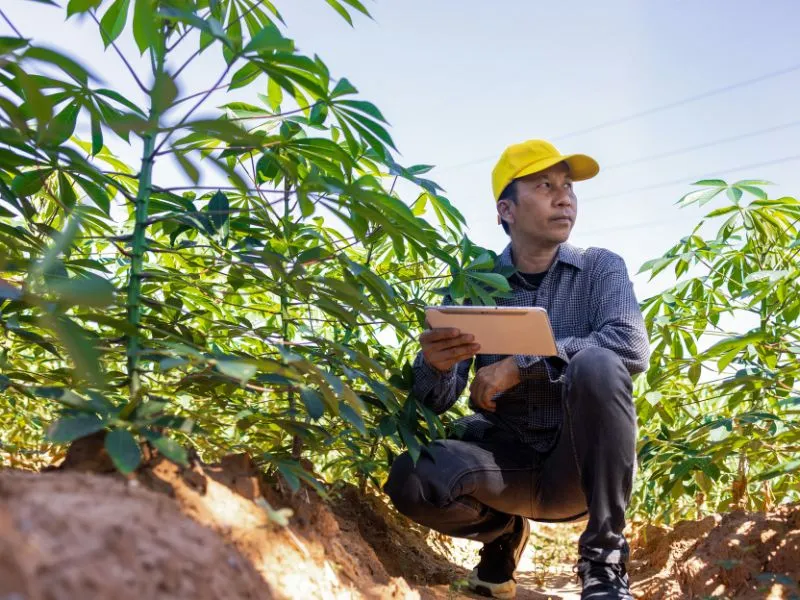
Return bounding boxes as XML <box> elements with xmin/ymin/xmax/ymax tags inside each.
<box><xmin>122</xmin><ymin>48</ymin><xmax>164</xmax><ymax>417</ymax></box>
<box><xmin>281</xmin><ymin>179</ymin><xmax>302</xmax><ymax>459</ymax></box>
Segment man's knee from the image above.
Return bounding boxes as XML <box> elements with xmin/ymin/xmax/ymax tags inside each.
<box><xmin>568</xmin><ymin>347</ymin><xmax>631</xmax><ymax>393</ymax></box>
<box><xmin>566</xmin><ymin>347</ymin><xmax>635</xmax><ymax>423</ymax></box>
<box><xmin>384</xmin><ymin>452</ymin><xmax>427</xmax><ymax>519</ymax></box>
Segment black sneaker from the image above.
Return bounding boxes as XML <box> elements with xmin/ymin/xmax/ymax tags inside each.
<box><xmin>576</xmin><ymin>558</ymin><xmax>634</xmax><ymax>600</ymax></box>
<box><xmin>467</xmin><ymin>516</ymin><xmax>530</xmax><ymax>599</ymax></box>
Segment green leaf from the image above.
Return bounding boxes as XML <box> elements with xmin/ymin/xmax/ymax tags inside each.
<box><xmin>733</xmin><ymin>179</ymin><xmax>773</xmax><ymax>186</ymax></box>
<box><xmin>90</xmin><ymin>112</ymin><xmax>103</xmax><ymax>155</ymax></box>
<box><xmin>44</xmin><ymin>101</ymin><xmax>80</xmax><ymax>146</ymax></box>
<box><xmin>331</xmin><ymin>77</ymin><xmax>358</xmax><ymax>98</ymax></box>
<box><xmin>324</xmin><ymin>0</ymin><xmax>354</xmax><ymax>25</ymax></box>
<box><xmin>336</xmin><ymin>99</ymin><xmax>388</xmax><ymax>123</ymax></box>
<box><xmin>744</xmin><ymin>270</ymin><xmax>790</xmax><ymax>284</ymax></box>
<box><xmin>43</xmin><ymin>314</ymin><xmax>103</xmax><ymax>386</ymax></box>
<box><xmin>159</xmin><ymin>357</ymin><xmax>189</xmax><ymax>371</ymax></box>
<box><xmin>277</xmin><ymin>462</ymin><xmax>301</xmax><ymax>492</ymax></box>
<box><xmin>77</xmin><ymin>178</ymin><xmax>111</xmax><ymax>214</ymax></box>
<box><xmin>132</xmin><ymin>0</ymin><xmax>158</xmax><ymax>54</ymax></box>
<box><xmin>737</xmin><ymin>185</ymin><xmax>767</xmax><ymax>200</ymax></box>
<box><xmin>47</xmin><ymin>415</ymin><xmax>105</xmax><ymax>443</ymax></box>
<box><xmin>47</xmin><ymin>274</ymin><xmax>115</xmax><ymax>307</ymax></box>
<box><xmin>465</xmin><ymin>251</ymin><xmax>495</xmax><ymax>271</ymax></box>
<box><xmin>105</xmin><ymin>429</ymin><xmax>142</xmax><ymax>474</ymax></box>
<box><xmin>17</xmin><ymin>69</ymin><xmax>53</xmax><ymax>128</ymax></box>
<box><xmin>467</xmin><ymin>271</ymin><xmax>511</xmax><ymax>292</ymax></box>
<box><xmin>207</xmin><ymin>190</ymin><xmax>230</xmax><ymax>230</ymax></box>
<box><xmin>340</xmin><ymin>401</ymin><xmax>366</xmax><ymax>434</ymax></box>
<box><xmin>31</xmin><ymin>209</ymin><xmax>83</xmax><ymax>278</ymax></box>
<box><xmin>216</xmin><ymin>359</ymin><xmax>256</xmax><ymax>384</ymax></box>
<box><xmin>67</xmin><ymin>0</ymin><xmax>103</xmax><ymax>16</ymax></box>
<box><xmin>142</xmin><ymin>431</ymin><xmax>188</xmax><ymax>465</ymax></box>
<box><xmin>175</xmin><ymin>150</ymin><xmax>199</xmax><ymax>184</ymax></box>
<box><xmin>243</xmin><ymin>24</ymin><xmax>293</xmax><ymax>53</ymax></box>
<box><xmin>644</xmin><ymin>391</ymin><xmax>662</xmax><ymax>406</ymax></box>
<box><xmin>96</xmin><ymin>88</ymin><xmax>146</xmax><ymax>116</ymax></box>
<box><xmin>0</xmin><ymin>36</ymin><xmax>30</xmax><ymax>54</ymax></box>
<box><xmin>11</xmin><ymin>169</ymin><xmax>51</xmax><ymax>197</ymax></box>
<box><xmin>25</xmin><ymin>47</ymin><xmax>94</xmax><ymax>84</ymax></box>
<box><xmin>300</xmin><ymin>388</ymin><xmax>325</xmax><ymax>420</ymax></box>
<box><xmin>266</xmin><ymin>77</ymin><xmax>283</xmax><ymax>110</ymax></box>
<box><xmin>726</xmin><ymin>187</ymin><xmax>743</xmax><ymax>204</ymax></box>
<box><xmin>693</xmin><ymin>179</ymin><xmax>727</xmax><ymax>187</ymax></box>
<box><xmin>57</xmin><ymin>172</ymin><xmax>77</xmax><ymax>209</ymax></box>
<box><xmin>757</xmin><ymin>459</ymin><xmax>800</xmax><ymax>481</ymax></box>
<box><xmin>151</xmin><ymin>71</ymin><xmax>178</xmax><ymax>114</ymax></box>
<box><xmin>100</xmin><ymin>0</ymin><xmax>131</xmax><ymax>47</ymax></box>
<box><xmin>339</xmin><ymin>0</ymin><xmax>371</xmax><ymax>16</ymax></box>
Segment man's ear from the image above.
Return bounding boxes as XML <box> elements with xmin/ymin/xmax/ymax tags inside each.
<box><xmin>496</xmin><ymin>199</ymin><xmax>513</xmax><ymax>226</ymax></box>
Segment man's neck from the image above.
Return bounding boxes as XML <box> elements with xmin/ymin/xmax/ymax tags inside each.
<box><xmin>510</xmin><ymin>239</ymin><xmax>560</xmax><ymax>274</ymax></box>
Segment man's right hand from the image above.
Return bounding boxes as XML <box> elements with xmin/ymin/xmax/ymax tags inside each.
<box><xmin>420</xmin><ymin>328</ymin><xmax>480</xmax><ymax>373</ymax></box>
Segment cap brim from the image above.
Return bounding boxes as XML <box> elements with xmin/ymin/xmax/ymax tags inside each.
<box><xmin>515</xmin><ymin>153</ymin><xmax>599</xmax><ymax>182</ymax></box>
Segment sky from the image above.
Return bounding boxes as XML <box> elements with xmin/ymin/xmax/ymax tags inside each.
<box><xmin>3</xmin><ymin>0</ymin><xmax>800</xmax><ymax>300</ymax></box>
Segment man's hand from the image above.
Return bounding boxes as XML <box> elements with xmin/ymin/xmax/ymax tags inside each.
<box><xmin>420</xmin><ymin>328</ymin><xmax>481</xmax><ymax>373</ymax></box>
<box><xmin>469</xmin><ymin>357</ymin><xmax>521</xmax><ymax>412</ymax></box>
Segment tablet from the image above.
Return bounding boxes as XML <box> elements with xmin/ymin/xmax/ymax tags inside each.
<box><xmin>424</xmin><ymin>305</ymin><xmax>557</xmax><ymax>356</ymax></box>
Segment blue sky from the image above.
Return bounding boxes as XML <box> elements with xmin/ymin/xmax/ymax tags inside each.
<box><xmin>4</xmin><ymin>0</ymin><xmax>800</xmax><ymax>298</ymax></box>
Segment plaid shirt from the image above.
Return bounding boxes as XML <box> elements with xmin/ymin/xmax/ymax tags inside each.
<box><xmin>413</xmin><ymin>243</ymin><xmax>650</xmax><ymax>452</ymax></box>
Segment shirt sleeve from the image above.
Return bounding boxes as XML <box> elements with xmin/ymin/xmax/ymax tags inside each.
<box><xmin>514</xmin><ymin>251</ymin><xmax>650</xmax><ymax>380</ymax></box>
<box><xmin>411</xmin><ymin>294</ymin><xmax>475</xmax><ymax>414</ymax></box>
<box><xmin>411</xmin><ymin>351</ymin><xmax>474</xmax><ymax>414</ymax></box>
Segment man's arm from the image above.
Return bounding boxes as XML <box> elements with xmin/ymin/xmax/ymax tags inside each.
<box><xmin>515</xmin><ymin>251</ymin><xmax>650</xmax><ymax>380</ymax></box>
<box><xmin>412</xmin><ymin>351</ymin><xmax>474</xmax><ymax>414</ymax></box>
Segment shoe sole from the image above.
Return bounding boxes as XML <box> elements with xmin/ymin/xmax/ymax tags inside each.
<box><xmin>467</xmin><ymin>569</ymin><xmax>516</xmax><ymax>599</ymax></box>
<box><xmin>466</xmin><ymin>518</ymin><xmax>531</xmax><ymax>599</ymax></box>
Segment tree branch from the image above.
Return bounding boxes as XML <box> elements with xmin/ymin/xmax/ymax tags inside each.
<box><xmin>90</xmin><ymin>11</ymin><xmax>149</xmax><ymax>95</ymax></box>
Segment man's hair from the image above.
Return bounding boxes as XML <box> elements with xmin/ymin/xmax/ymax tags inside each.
<box><xmin>498</xmin><ymin>180</ymin><xmax>518</xmax><ymax>235</ymax></box>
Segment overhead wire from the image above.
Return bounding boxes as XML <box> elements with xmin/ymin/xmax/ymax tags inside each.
<box><xmin>437</xmin><ymin>62</ymin><xmax>800</xmax><ymax>172</ymax></box>
<box><xmin>603</xmin><ymin>120</ymin><xmax>800</xmax><ymax>171</ymax></box>
<box><xmin>581</xmin><ymin>153</ymin><xmax>800</xmax><ymax>203</ymax></box>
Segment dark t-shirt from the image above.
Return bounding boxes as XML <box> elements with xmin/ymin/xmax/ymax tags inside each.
<box><xmin>517</xmin><ymin>271</ymin><xmax>547</xmax><ymax>290</ymax></box>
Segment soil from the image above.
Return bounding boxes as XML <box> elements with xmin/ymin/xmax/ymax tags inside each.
<box><xmin>1</xmin><ymin>435</ymin><xmax>797</xmax><ymax>600</ymax></box>
<box><xmin>630</xmin><ymin>504</ymin><xmax>800</xmax><ymax>599</ymax></box>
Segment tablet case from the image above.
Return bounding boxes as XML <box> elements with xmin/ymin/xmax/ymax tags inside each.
<box><xmin>424</xmin><ymin>306</ymin><xmax>557</xmax><ymax>356</ymax></box>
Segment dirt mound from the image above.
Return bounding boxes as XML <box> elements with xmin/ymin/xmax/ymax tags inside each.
<box><xmin>630</xmin><ymin>504</ymin><xmax>800</xmax><ymax>599</ymax></box>
<box><xmin>330</xmin><ymin>484</ymin><xmax>466</xmax><ymax>586</ymax></box>
<box><xmin>0</xmin><ymin>470</ymin><xmax>269</xmax><ymax>600</ymax></box>
<box><xmin>0</xmin><ymin>438</ymin><xmax>465</xmax><ymax>600</ymax></box>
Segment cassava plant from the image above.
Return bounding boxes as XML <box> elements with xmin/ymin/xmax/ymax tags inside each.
<box><xmin>0</xmin><ymin>0</ymin><xmax>511</xmax><ymax>487</ymax></box>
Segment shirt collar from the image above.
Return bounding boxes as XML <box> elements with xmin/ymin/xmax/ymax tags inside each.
<box><xmin>496</xmin><ymin>242</ymin><xmax>584</xmax><ymax>274</ymax></box>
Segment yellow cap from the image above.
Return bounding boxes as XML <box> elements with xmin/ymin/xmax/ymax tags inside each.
<box><xmin>491</xmin><ymin>139</ymin><xmax>599</xmax><ymax>201</ymax></box>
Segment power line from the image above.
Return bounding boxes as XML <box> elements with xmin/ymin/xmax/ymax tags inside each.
<box><xmin>438</xmin><ymin>61</ymin><xmax>800</xmax><ymax>172</ymax></box>
<box><xmin>582</xmin><ymin>154</ymin><xmax>800</xmax><ymax>203</ymax></box>
<box><xmin>603</xmin><ymin>120</ymin><xmax>800</xmax><ymax>171</ymax></box>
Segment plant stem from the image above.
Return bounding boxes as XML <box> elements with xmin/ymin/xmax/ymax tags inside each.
<box><xmin>280</xmin><ymin>178</ymin><xmax>302</xmax><ymax>460</ymax></box>
<box><xmin>122</xmin><ymin>44</ymin><xmax>165</xmax><ymax>416</ymax></box>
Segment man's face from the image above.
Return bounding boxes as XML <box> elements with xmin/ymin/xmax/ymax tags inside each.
<box><xmin>498</xmin><ymin>162</ymin><xmax>576</xmax><ymax>245</ymax></box>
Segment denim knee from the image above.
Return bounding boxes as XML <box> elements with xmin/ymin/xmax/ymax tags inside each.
<box><xmin>384</xmin><ymin>452</ymin><xmax>427</xmax><ymax>519</ymax></box>
<box><xmin>567</xmin><ymin>347</ymin><xmax>631</xmax><ymax>396</ymax></box>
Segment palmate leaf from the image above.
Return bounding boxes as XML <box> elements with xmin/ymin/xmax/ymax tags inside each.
<box><xmin>47</xmin><ymin>414</ymin><xmax>105</xmax><ymax>443</ymax></box>
<box><xmin>100</xmin><ymin>0</ymin><xmax>131</xmax><ymax>47</ymax></box>
<box><xmin>105</xmin><ymin>429</ymin><xmax>141</xmax><ymax>474</ymax></box>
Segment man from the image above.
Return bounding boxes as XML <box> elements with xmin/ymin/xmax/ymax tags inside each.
<box><xmin>383</xmin><ymin>139</ymin><xmax>650</xmax><ymax>599</ymax></box>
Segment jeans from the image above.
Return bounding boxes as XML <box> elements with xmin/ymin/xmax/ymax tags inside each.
<box><xmin>383</xmin><ymin>347</ymin><xmax>637</xmax><ymax>564</ymax></box>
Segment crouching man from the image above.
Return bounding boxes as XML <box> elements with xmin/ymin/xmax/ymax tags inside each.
<box><xmin>384</xmin><ymin>139</ymin><xmax>650</xmax><ymax>599</ymax></box>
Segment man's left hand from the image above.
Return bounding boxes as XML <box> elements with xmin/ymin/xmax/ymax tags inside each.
<box><xmin>469</xmin><ymin>357</ymin><xmax>521</xmax><ymax>412</ymax></box>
